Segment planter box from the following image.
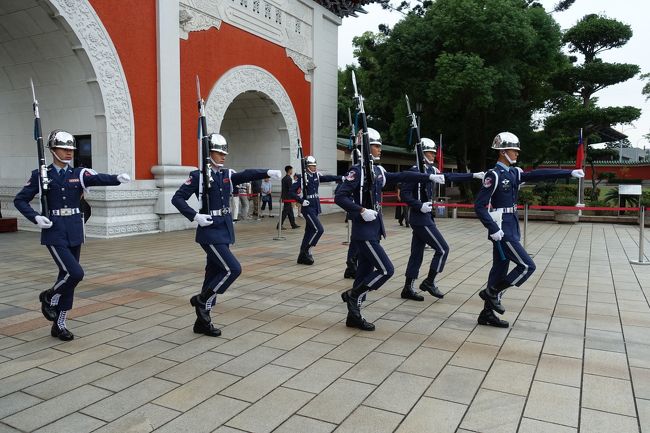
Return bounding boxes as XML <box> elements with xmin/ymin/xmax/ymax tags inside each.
<box><xmin>0</xmin><ymin>218</ymin><xmax>17</xmax><ymax>232</ymax></box>
<box><xmin>554</xmin><ymin>211</ymin><xmax>579</xmax><ymax>224</ymax></box>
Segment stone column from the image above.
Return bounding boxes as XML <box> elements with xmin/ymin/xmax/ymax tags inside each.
<box><xmin>153</xmin><ymin>0</ymin><xmax>187</xmax><ymax>231</ymax></box>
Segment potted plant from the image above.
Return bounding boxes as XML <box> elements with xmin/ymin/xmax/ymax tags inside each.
<box><xmin>549</xmin><ymin>194</ymin><xmax>579</xmax><ymax>224</ymax></box>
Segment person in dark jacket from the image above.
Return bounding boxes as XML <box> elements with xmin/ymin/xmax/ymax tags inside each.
<box><xmin>278</xmin><ymin>165</ymin><xmax>299</xmax><ymax>229</ymax></box>
<box><xmin>172</xmin><ymin>133</ymin><xmax>281</xmax><ymax>337</ymax></box>
<box><xmin>14</xmin><ymin>130</ymin><xmax>130</xmax><ymax>341</ymax></box>
<box><xmin>474</xmin><ymin>132</ymin><xmax>584</xmax><ymax>328</ymax></box>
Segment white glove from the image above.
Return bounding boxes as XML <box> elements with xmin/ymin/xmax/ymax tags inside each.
<box><xmin>473</xmin><ymin>172</ymin><xmax>485</xmax><ymax>180</ymax></box>
<box><xmin>193</xmin><ymin>213</ymin><xmax>213</xmax><ymax>227</ymax></box>
<box><xmin>490</xmin><ymin>230</ymin><xmax>504</xmax><ymax>241</ymax></box>
<box><xmin>35</xmin><ymin>215</ymin><xmax>53</xmax><ymax>229</ymax></box>
<box><xmin>361</xmin><ymin>209</ymin><xmax>378</xmax><ymax>222</ymax></box>
<box><xmin>117</xmin><ymin>173</ymin><xmax>131</xmax><ymax>183</ymax></box>
<box><xmin>341</xmin><ymin>176</ymin><xmax>346</xmax><ymax>182</ymax></box>
<box><xmin>302</xmin><ymin>199</ymin><xmax>310</xmax><ymax>206</ymax></box>
<box><xmin>420</xmin><ymin>202</ymin><xmax>432</xmax><ymax>213</ymax></box>
<box><xmin>429</xmin><ymin>174</ymin><xmax>445</xmax><ymax>184</ymax></box>
<box><xmin>267</xmin><ymin>170</ymin><xmax>282</xmax><ymax>180</ymax></box>
<box><xmin>571</xmin><ymin>169</ymin><xmax>585</xmax><ymax>178</ymax></box>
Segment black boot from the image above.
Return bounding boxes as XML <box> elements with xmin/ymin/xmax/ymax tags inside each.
<box><xmin>341</xmin><ymin>286</ymin><xmax>375</xmax><ymax>331</ymax></box>
<box><xmin>343</xmin><ymin>260</ymin><xmax>357</xmax><ymax>279</ymax></box>
<box><xmin>192</xmin><ymin>319</ymin><xmax>222</xmax><ymax>337</ymax></box>
<box><xmin>50</xmin><ymin>310</ymin><xmax>74</xmax><ymax>341</ymax></box>
<box><xmin>39</xmin><ymin>289</ymin><xmax>57</xmax><ymax>321</ymax></box>
<box><xmin>478</xmin><ymin>281</ymin><xmax>509</xmax><ymax>314</ymax></box>
<box><xmin>419</xmin><ymin>270</ymin><xmax>444</xmax><ymax>298</ymax></box>
<box><xmin>297</xmin><ymin>250</ymin><xmax>314</xmax><ymax>265</ymax></box>
<box><xmin>477</xmin><ymin>308</ymin><xmax>509</xmax><ymax>328</ymax></box>
<box><xmin>401</xmin><ymin>278</ymin><xmax>424</xmax><ymax>301</ymax></box>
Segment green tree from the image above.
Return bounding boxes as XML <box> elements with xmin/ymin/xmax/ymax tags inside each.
<box><xmin>346</xmin><ymin>0</ymin><xmax>567</xmax><ymax>177</ymax></box>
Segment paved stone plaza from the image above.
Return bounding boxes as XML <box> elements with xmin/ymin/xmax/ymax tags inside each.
<box><xmin>1</xmin><ymin>213</ymin><xmax>649</xmax><ymax>433</ymax></box>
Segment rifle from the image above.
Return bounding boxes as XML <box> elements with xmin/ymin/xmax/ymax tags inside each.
<box><xmin>196</xmin><ymin>76</ymin><xmax>211</xmax><ymax>214</ymax></box>
<box><xmin>296</xmin><ymin>127</ymin><xmax>308</xmax><ymax>201</ymax></box>
<box><xmin>405</xmin><ymin>94</ymin><xmax>429</xmax><ymax>202</ymax></box>
<box><xmin>351</xmin><ymin>71</ymin><xmax>375</xmax><ymax>210</ymax></box>
<box><xmin>348</xmin><ymin>107</ymin><xmax>360</xmax><ymax>165</ymax></box>
<box><xmin>30</xmin><ymin>79</ymin><xmax>49</xmax><ymax>216</ymax></box>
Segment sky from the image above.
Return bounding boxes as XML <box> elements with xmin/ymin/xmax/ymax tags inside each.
<box><xmin>338</xmin><ymin>0</ymin><xmax>650</xmax><ymax>149</ymax></box>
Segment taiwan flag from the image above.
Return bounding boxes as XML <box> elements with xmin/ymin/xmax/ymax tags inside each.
<box><xmin>437</xmin><ymin>134</ymin><xmax>444</xmax><ymax>172</ymax></box>
<box><xmin>575</xmin><ymin>128</ymin><xmax>584</xmax><ymax>169</ymax></box>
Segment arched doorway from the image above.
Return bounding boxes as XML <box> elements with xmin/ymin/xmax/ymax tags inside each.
<box><xmin>205</xmin><ymin>65</ymin><xmax>300</xmax><ymax>173</ymax></box>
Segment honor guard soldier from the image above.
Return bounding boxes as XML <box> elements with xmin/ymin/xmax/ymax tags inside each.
<box><xmin>172</xmin><ymin>133</ymin><xmax>282</xmax><ymax>337</ymax></box>
<box><xmin>401</xmin><ymin>138</ymin><xmax>484</xmax><ymax>301</ymax></box>
<box><xmin>335</xmin><ymin>128</ymin><xmax>445</xmax><ymax>330</ymax></box>
<box><xmin>291</xmin><ymin>156</ymin><xmax>342</xmax><ymax>265</ymax></box>
<box><xmin>475</xmin><ymin>132</ymin><xmax>584</xmax><ymax>327</ymax></box>
<box><xmin>14</xmin><ymin>130</ymin><xmax>131</xmax><ymax>341</ymax></box>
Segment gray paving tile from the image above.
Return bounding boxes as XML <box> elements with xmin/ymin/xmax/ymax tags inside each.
<box><xmin>274</xmin><ymin>415</ymin><xmax>335</xmax><ymax>433</ymax></box>
<box><xmin>333</xmin><ymin>405</ymin><xmax>402</xmax><ymax>433</ymax></box>
<box><xmin>342</xmin><ymin>351</ymin><xmax>404</xmax><ymax>385</ymax></box>
<box><xmin>365</xmin><ymin>371</ymin><xmax>432</xmax><ymax>414</ymax></box>
<box><xmin>0</xmin><ymin>392</ymin><xmax>42</xmax><ymax>419</ymax></box>
<box><xmin>582</xmin><ymin>374</ymin><xmax>636</xmax><ymax>417</ymax></box>
<box><xmin>31</xmin><ymin>412</ymin><xmax>105</xmax><ymax>433</ymax></box>
<box><xmin>91</xmin><ymin>403</ymin><xmax>179</xmax><ymax>433</ymax></box>
<box><xmin>284</xmin><ymin>358</ymin><xmax>353</xmax><ymax>394</ymax></box>
<box><xmin>220</xmin><ymin>364</ymin><xmax>298</xmax><ymax>403</ymax></box>
<box><xmin>154</xmin><ymin>394</ymin><xmax>248</xmax><ymax>433</ymax></box>
<box><xmin>3</xmin><ymin>385</ymin><xmax>111</xmax><ymax>432</ymax></box>
<box><xmin>460</xmin><ymin>389</ymin><xmax>525</xmax><ymax>433</ymax></box>
<box><xmin>226</xmin><ymin>387</ymin><xmax>313</xmax><ymax>433</ymax></box>
<box><xmin>298</xmin><ymin>378</ymin><xmax>375</xmax><ymax>424</ymax></box>
<box><xmin>580</xmin><ymin>408</ymin><xmax>639</xmax><ymax>433</ymax></box>
<box><xmin>396</xmin><ymin>397</ymin><xmax>466</xmax><ymax>433</ymax></box>
<box><xmin>524</xmin><ymin>381</ymin><xmax>580</xmax><ymax>427</ymax></box>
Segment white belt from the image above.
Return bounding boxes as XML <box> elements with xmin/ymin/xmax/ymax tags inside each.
<box><xmin>491</xmin><ymin>206</ymin><xmax>517</xmax><ymax>214</ymax></box>
<box><xmin>306</xmin><ymin>194</ymin><xmax>319</xmax><ymax>199</ymax></box>
<box><xmin>51</xmin><ymin>208</ymin><xmax>80</xmax><ymax>216</ymax></box>
<box><xmin>210</xmin><ymin>208</ymin><xmax>231</xmax><ymax>216</ymax></box>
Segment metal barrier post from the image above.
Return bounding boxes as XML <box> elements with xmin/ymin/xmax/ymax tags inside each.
<box><xmin>630</xmin><ymin>205</ymin><xmax>649</xmax><ymax>265</ymax></box>
<box><xmin>342</xmin><ymin>219</ymin><xmax>351</xmax><ymax>245</ymax></box>
<box><xmin>256</xmin><ymin>193</ymin><xmax>262</xmax><ymax>221</ymax></box>
<box><xmin>273</xmin><ymin>199</ymin><xmax>285</xmax><ymax>240</ymax></box>
<box><xmin>523</xmin><ymin>203</ymin><xmax>529</xmax><ymax>250</ymax></box>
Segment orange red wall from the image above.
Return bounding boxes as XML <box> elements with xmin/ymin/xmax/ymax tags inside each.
<box><xmin>89</xmin><ymin>0</ymin><xmax>159</xmax><ymax>179</ymax></box>
<box><xmin>179</xmin><ymin>23</ymin><xmax>311</xmax><ymax>167</ymax></box>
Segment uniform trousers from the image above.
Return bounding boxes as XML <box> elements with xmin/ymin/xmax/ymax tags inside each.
<box><xmin>352</xmin><ymin>239</ymin><xmax>394</xmax><ymax>291</ymax></box>
<box><xmin>405</xmin><ymin>224</ymin><xmax>449</xmax><ymax>279</ymax></box>
<box><xmin>200</xmin><ymin>244</ymin><xmax>242</xmax><ymax>308</ymax></box>
<box><xmin>46</xmin><ymin>245</ymin><xmax>83</xmax><ymax>311</ymax></box>
<box><xmin>487</xmin><ymin>239</ymin><xmax>536</xmax><ymax>289</ymax></box>
<box><xmin>301</xmin><ymin>212</ymin><xmax>324</xmax><ymax>252</ymax></box>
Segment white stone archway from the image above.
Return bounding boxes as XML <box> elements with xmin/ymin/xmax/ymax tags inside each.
<box><xmin>205</xmin><ymin>65</ymin><xmax>301</xmax><ymax>167</ymax></box>
<box><xmin>46</xmin><ymin>0</ymin><xmax>135</xmax><ymax>175</ymax></box>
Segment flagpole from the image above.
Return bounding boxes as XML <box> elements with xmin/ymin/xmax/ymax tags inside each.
<box><xmin>438</xmin><ymin>133</ymin><xmax>443</xmax><ymax>197</ymax></box>
<box><xmin>576</xmin><ymin>128</ymin><xmax>585</xmax><ymax>216</ymax></box>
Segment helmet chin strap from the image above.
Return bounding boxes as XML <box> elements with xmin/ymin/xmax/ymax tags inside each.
<box><xmin>502</xmin><ymin>151</ymin><xmax>517</xmax><ymax>165</ymax></box>
<box><xmin>209</xmin><ymin>157</ymin><xmax>224</xmax><ymax>168</ymax></box>
<box><xmin>50</xmin><ymin>150</ymin><xmax>71</xmax><ymax>165</ymax></box>
<box><xmin>372</xmin><ymin>155</ymin><xmax>380</xmax><ymax>161</ymax></box>
<box><xmin>424</xmin><ymin>156</ymin><xmax>435</xmax><ymax>165</ymax></box>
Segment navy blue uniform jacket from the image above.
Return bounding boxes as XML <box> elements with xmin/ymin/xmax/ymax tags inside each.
<box><xmin>172</xmin><ymin>168</ymin><xmax>268</xmax><ymax>245</ymax></box>
<box><xmin>14</xmin><ymin>165</ymin><xmax>120</xmax><ymax>247</ymax></box>
<box><xmin>402</xmin><ymin>165</ymin><xmax>473</xmax><ymax>226</ymax></box>
<box><xmin>474</xmin><ymin>163</ymin><xmax>573</xmax><ymax>240</ymax></box>
<box><xmin>335</xmin><ymin>164</ymin><xmax>431</xmax><ymax>241</ymax></box>
<box><xmin>290</xmin><ymin>171</ymin><xmax>341</xmax><ymax>214</ymax></box>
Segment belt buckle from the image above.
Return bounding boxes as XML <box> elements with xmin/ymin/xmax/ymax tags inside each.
<box><xmin>60</xmin><ymin>208</ymin><xmax>73</xmax><ymax>216</ymax></box>
<box><xmin>222</xmin><ymin>208</ymin><xmax>230</xmax><ymax>215</ymax></box>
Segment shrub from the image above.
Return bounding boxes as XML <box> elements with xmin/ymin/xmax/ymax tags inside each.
<box><xmin>548</xmin><ymin>194</ymin><xmax>578</xmax><ymax>207</ymax></box>
<box><xmin>585</xmin><ymin>199</ymin><xmax>612</xmax><ymax>216</ymax></box>
<box><xmin>583</xmin><ymin>187</ymin><xmax>600</xmax><ymax>199</ymax></box>
<box><xmin>518</xmin><ymin>189</ymin><xmax>537</xmax><ymax>205</ymax></box>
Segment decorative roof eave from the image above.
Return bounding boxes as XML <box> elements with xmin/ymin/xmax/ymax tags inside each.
<box><xmin>312</xmin><ymin>0</ymin><xmax>384</xmax><ymax>17</ymax></box>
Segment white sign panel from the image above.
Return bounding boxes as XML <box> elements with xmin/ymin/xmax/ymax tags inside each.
<box><xmin>619</xmin><ymin>185</ymin><xmax>642</xmax><ymax>195</ymax></box>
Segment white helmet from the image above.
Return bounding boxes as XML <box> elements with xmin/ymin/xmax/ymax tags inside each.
<box><xmin>305</xmin><ymin>155</ymin><xmax>317</xmax><ymax>166</ymax></box>
<box><xmin>208</xmin><ymin>133</ymin><xmax>228</xmax><ymax>154</ymax></box>
<box><xmin>356</xmin><ymin>127</ymin><xmax>382</xmax><ymax>147</ymax></box>
<box><xmin>491</xmin><ymin>132</ymin><xmax>520</xmax><ymax>151</ymax></box>
<box><xmin>421</xmin><ymin>137</ymin><xmax>436</xmax><ymax>153</ymax></box>
<box><xmin>47</xmin><ymin>130</ymin><xmax>76</xmax><ymax>150</ymax></box>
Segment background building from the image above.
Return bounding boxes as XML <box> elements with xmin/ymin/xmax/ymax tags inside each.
<box><xmin>0</xmin><ymin>0</ymin><xmax>376</xmax><ymax>236</ymax></box>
